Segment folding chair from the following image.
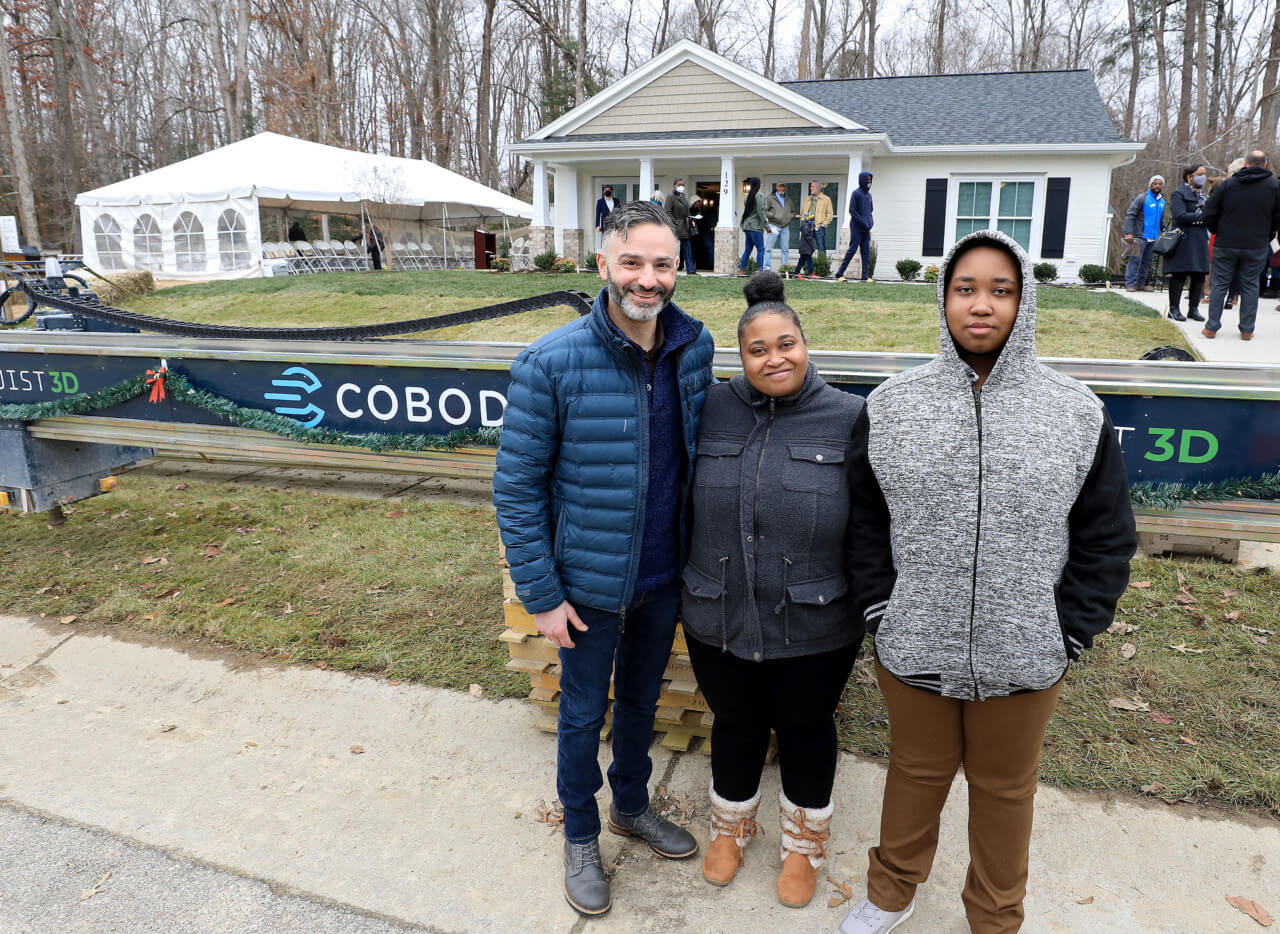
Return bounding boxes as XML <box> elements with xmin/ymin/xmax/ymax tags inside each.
<box><xmin>343</xmin><ymin>240</ymin><xmax>367</xmax><ymax>271</ymax></box>
<box><xmin>292</xmin><ymin>241</ymin><xmax>320</xmax><ymax>273</ymax></box>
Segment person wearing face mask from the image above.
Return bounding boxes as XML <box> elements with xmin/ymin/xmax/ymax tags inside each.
<box><xmin>1163</xmin><ymin>165</ymin><xmax>1210</xmax><ymax>322</ymax></box>
<box><xmin>595</xmin><ymin>185</ymin><xmax>619</xmax><ymax>250</ymax></box>
<box><xmin>664</xmin><ymin>178</ymin><xmax>698</xmax><ymax>275</ymax></box>
<box><xmin>1122</xmin><ymin>176</ymin><xmax>1166</xmax><ymax>291</ymax></box>
<box><xmin>682</xmin><ymin>271</ymin><xmax>867</xmax><ymax>909</ymax></box>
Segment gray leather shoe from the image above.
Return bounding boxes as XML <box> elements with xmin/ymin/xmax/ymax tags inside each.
<box><xmin>607</xmin><ymin>804</ymin><xmax>698</xmax><ymax>859</ymax></box>
<box><xmin>563</xmin><ymin>838</ymin><xmax>611</xmax><ymax>915</ymax></box>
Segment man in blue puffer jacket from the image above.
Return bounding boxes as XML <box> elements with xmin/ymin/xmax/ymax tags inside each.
<box><xmin>493</xmin><ymin>200</ymin><xmax>715</xmax><ymax>916</ymax></box>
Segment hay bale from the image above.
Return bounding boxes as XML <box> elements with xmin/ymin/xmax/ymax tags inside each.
<box><xmin>95</xmin><ymin>270</ymin><xmax>155</xmax><ymax>306</ymax></box>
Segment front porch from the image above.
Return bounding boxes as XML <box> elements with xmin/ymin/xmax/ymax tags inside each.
<box><xmin>526</xmin><ymin>150</ymin><xmax>876</xmax><ymax>276</ymax></box>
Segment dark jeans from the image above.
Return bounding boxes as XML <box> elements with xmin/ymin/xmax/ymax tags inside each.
<box><xmin>679</xmin><ymin>237</ymin><xmax>695</xmax><ymax>274</ymax></box>
<box><xmin>837</xmin><ymin>225</ymin><xmax>872</xmax><ymax>279</ymax></box>
<box><xmin>816</xmin><ymin>226</ymin><xmax>827</xmax><ymax>254</ymax></box>
<box><xmin>739</xmin><ymin>230</ymin><xmax>764</xmax><ymax>270</ymax></box>
<box><xmin>796</xmin><ymin>252</ymin><xmax>815</xmax><ymax>276</ymax></box>
<box><xmin>685</xmin><ymin>636</ymin><xmax>859</xmax><ymax>808</ymax></box>
<box><xmin>1124</xmin><ymin>239</ymin><xmax>1155</xmax><ymax>288</ymax></box>
<box><xmin>1167</xmin><ymin>272</ymin><xmax>1205</xmax><ymax>315</ymax></box>
<box><xmin>368</xmin><ymin>246</ymin><xmax>383</xmax><ymax>271</ymax></box>
<box><xmin>557</xmin><ymin>584</ymin><xmax>680</xmax><ymax>842</ymax></box>
<box><xmin>1206</xmin><ymin>245</ymin><xmax>1268</xmax><ymax>335</ymax></box>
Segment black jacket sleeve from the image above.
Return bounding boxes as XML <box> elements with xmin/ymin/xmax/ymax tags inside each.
<box><xmin>1170</xmin><ymin>189</ymin><xmax>1204</xmax><ymax>228</ymax></box>
<box><xmin>847</xmin><ymin>407</ymin><xmax>895</xmax><ymax>633</ymax></box>
<box><xmin>1058</xmin><ymin>409</ymin><xmax>1137</xmax><ymax>660</ymax></box>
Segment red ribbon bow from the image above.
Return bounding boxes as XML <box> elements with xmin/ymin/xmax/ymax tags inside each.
<box><xmin>145</xmin><ymin>367</ymin><xmax>167</xmax><ymax>404</ymax></box>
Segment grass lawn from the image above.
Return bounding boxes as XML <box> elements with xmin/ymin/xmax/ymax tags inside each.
<box><xmin>116</xmin><ymin>270</ymin><xmax>1192</xmax><ymax>360</ymax></box>
<box><xmin>4</xmin><ymin>474</ymin><xmax>1276</xmax><ymax>819</ymax></box>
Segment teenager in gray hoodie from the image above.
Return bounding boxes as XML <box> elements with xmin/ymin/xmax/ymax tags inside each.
<box><xmin>837</xmin><ymin>230</ymin><xmax>1136</xmax><ymax>934</ymax></box>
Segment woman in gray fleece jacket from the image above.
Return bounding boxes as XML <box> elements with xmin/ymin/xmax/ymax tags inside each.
<box><xmin>837</xmin><ymin>230</ymin><xmax>1136</xmax><ymax>934</ymax></box>
<box><xmin>682</xmin><ymin>272</ymin><xmax>865</xmax><ymax>909</ymax></box>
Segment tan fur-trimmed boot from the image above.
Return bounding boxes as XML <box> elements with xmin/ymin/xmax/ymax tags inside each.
<box><xmin>777</xmin><ymin>790</ymin><xmax>833</xmax><ymax>908</ymax></box>
<box><xmin>701</xmin><ymin>783</ymin><xmax>761</xmax><ymax>886</ymax></box>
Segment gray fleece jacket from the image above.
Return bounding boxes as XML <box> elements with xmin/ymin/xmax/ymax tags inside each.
<box><xmin>849</xmin><ymin>229</ymin><xmax>1136</xmax><ymax>700</ymax></box>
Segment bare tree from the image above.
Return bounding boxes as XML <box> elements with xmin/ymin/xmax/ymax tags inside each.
<box><xmin>0</xmin><ymin>13</ymin><xmax>41</xmax><ymax>244</ymax></box>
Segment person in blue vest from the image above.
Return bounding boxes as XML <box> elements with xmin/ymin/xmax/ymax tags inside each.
<box><xmin>837</xmin><ymin>171</ymin><xmax>875</xmax><ymax>282</ymax></box>
<box><xmin>1122</xmin><ymin>176</ymin><xmax>1166</xmax><ymax>290</ymax></box>
<box><xmin>493</xmin><ymin>200</ymin><xmax>715</xmax><ymax>917</ymax></box>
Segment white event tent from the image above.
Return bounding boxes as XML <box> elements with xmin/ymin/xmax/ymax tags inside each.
<box><xmin>74</xmin><ymin>132</ymin><xmax>534</xmax><ymax>280</ymax></box>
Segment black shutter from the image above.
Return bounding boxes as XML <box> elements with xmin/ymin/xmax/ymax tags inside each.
<box><xmin>922</xmin><ymin>179</ymin><xmax>947</xmax><ymax>256</ymax></box>
<box><xmin>1041</xmin><ymin>177</ymin><xmax>1070</xmax><ymax>259</ymax></box>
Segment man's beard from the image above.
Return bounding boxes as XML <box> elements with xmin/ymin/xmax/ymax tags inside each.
<box><xmin>606</xmin><ymin>269</ymin><xmax>671</xmax><ymax>322</ymax></box>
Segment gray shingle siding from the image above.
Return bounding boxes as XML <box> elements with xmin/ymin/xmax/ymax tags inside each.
<box><xmin>782</xmin><ymin>69</ymin><xmax>1128</xmax><ymax>146</ymax></box>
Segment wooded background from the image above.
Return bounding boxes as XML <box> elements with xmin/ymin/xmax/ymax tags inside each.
<box><xmin>2</xmin><ymin>0</ymin><xmax>1278</xmax><ymax>257</ymax></box>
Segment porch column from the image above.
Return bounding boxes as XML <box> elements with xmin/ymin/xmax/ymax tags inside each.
<box><xmin>555</xmin><ymin>164</ymin><xmax>583</xmax><ymax>263</ymax></box>
<box><xmin>530</xmin><ymin>160</ymin><xmax>553</xmax><ymax>258</ymax></box>
<box><xmin>837</xmin><ymin>152</ymin><xmax>862</xmax><ymax>273</ymax></box>
<box><xmin>639</xmin><ymin>158</ymin><xmax>654</xmax><ymax>204</ymax></box>
<box><xmin>715</xmin><ymin>155</ymin><xmax>737</xmax><ymax>276</ymax></box>
<box><xmin>320</xmin><ymin>215</ymin><xmax>330</xmax><ymax>241</ymax></box>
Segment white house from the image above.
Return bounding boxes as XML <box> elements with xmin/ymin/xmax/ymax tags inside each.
<box><xmin>509</xmin><ymin>41</ymin><xmax>1144</xmax><ymax>278</ymax></box>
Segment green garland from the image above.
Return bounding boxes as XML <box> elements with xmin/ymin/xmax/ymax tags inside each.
<box><xmin>1129</xmin><ymin>471</ymin><xmax>1280</xmax><ymax>511</ymax></box>
<box><xmin>3</xmin><ymin>369</ymin><xmax>1278</xmax><ymax>506</ymax></box>
<box><xmin>0</xmin><ymin>369</ymin><xmax>500</xmax><ymax>454</ymax></box>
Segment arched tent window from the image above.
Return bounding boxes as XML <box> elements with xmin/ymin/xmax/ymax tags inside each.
<box><xmin>217</xmin><ymin>208</ymin><xmax>250</xmax><ymax>269</ymax></box>
<box><xmin>93</xmin><ymin>214</ymin><xmax>124</xmax><ymax>270</ymax></box>
<box><xmin>133</xmin><ymin>214</ymin><xmax>162</xmax><ymax>269</ymax></box>
<box><xmin>174</xmin><ymin>212</ymin><xmax>205</xmax><ymax>272</ymax></box>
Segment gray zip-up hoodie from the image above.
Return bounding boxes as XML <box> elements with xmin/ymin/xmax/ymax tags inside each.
<box><xmin>848</xmin><ymin>229</ymin><xmax>1136</xmax><ymax>700</ymax></box>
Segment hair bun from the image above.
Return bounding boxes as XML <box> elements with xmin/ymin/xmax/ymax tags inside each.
<box><xmin>744</xmin><ymin>270</ymin><xmax>786</xmax><ymax>306</ymax></box>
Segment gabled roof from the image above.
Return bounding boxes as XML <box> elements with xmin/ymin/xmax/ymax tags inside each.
<box><xmin>531</xmin><ymin>40</ymin><xmax>862</xmax><ymax>139</ymax></box>
<box><xmin>783</xmin><ymin>70</ymin><xmax>1128</xmax><ymax>147</ymax></box>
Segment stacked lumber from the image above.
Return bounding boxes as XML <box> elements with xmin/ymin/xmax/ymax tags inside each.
<box><xmin>499</xmin><ymin>558</ymin><xmax>715</xmax><ymax>753</ymax></box>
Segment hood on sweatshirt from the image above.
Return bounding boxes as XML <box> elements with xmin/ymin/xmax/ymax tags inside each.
<box><xmin>858</xmin><ymin>171</ymin><xmax>873</xmax><ymax>190</ymax></box>
<box><xmin>935</xmin><ymin>229</ymin><xmax>1038</xmax><ymax>388</ymax></box>
<box><xmin>1232</xmin><ymin>165</ymin><xmax>1275</xmax><ymax>184</ymax></box>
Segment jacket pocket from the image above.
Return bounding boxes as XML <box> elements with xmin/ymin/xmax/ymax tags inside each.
<box><xmin>681</xmin><ymin>560</ymin><xmax>731</xmax><ymax>649</ymax></box>
<box><xmin>781</xmin><ymin>572</ymin><xmax>849</xmax><ymax>646</ymax></box>
<box><xmin>780</xmin><ymin>443</ymin><xmax>845</xmax><ymax>494</ymax></box>
<box><xmin>693</xmin><ymin>439</ymin><xmax>745</xmax><ymax>488</ymax></box>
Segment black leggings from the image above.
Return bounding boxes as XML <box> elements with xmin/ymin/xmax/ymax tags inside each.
<box><xmin>1167</xmin><ymin>272</ymin><xmax>1205</xmax><ymax>313</ymax></box>
<box><xmin>685</xmin><ymin>636</ymin><xmax>859</xmax><ymax>808</ymax></box>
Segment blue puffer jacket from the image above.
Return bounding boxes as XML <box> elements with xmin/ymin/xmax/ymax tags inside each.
<box><xmin>493</xmin><ymin>288</ymin><xmax>716</xmax><ymax>614</ymax></box>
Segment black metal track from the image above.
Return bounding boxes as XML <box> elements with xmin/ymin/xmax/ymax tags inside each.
<box><xmin>1</xmin><ymin>280</ymin><xmax>593</xmax><ymax>340</ymax></box>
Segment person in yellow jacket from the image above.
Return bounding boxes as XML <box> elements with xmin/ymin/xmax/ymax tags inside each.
<box><xmin>800</xmin><ymin>181</ymin><xmax>834</xmax><ymax>258</ymax></box>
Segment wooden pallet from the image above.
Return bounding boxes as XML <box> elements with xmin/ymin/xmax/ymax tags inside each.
<box><xmin>499</xmin><ymin>560</ymin><xmax>709</xmax><ymax>753</ymax></box>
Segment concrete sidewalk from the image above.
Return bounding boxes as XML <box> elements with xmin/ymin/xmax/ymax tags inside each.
<box><xmin>1103</xmin><ymin>285</ymin><xmax>1280</xmax><ymax>363</ymax></box>
<box><xmin>2</xmin><ymin>614</ymin><xmax>1278</xmax><ymax>934</ymax></box>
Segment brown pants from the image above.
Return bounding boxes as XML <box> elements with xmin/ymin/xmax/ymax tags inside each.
<box><xmin>868</xmin><ymin>660</ymin><xmax>1063</xmax><ymax>934</ymax></box>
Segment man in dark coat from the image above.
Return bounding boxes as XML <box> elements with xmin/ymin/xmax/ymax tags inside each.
<box><xmin>1202</xmin><ymin>151</ymin><xmax>1280</xmax><ymax>339</ymax></box>
<box><xmin>594</xmin><ymin>186</ymin><xmax>619</xmax><ymax>250</ymax></box>
<box><xmin>663</xmin><ymin>178</ymin><xmax>697</xmax><ymax>275</ymax></box>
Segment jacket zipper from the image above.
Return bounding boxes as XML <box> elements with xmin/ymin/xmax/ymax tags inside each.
<box><xmin>620</xmin><ymin>341</ymin><xmax>650</xmax><ymax>610</ymax></box>
<box><xmin>750</xmin><ymin>399</ymin><xmax>776</xmax><ymax>658</ymax></box>
<box><xmin>968</xmin><ymin>382</ymin><xmax>983</xmax><ymax>700</ymax></box>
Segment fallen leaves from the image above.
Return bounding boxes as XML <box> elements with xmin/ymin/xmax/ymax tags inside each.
<box><xmin>1107</xmin><ymin>620</ymin><xmax>1140</xmax><ymax>636</ymax></box>
<box><xmin>827</xmin><ymin>876</ymin><xmax>854</xmax><ymax>908</ymax></box>
<box><xmin>1226</xmin><ymin>895</ymin><xmax>1274</xmax><ymax>926</ymax></box>
<box><xmin>214</xmin><ymin>597</ymin><xmax>236</xmax><ymax>607</ymax></box>
<box><xmin>316</xmin><ymin>632</ymin><xmax>347</xmax><ymax>647</ymax></box>
<box><xmin>535</xmin><ymin>798</ymin><xmax>565</xmax><ymax>832</ymax></box>
<box><xmin>1168</xmin><ymin>642</ymin><xmax>1208</xmax><ymax>654</ymax></box>
<box><xmin>59</xmin><ymin>615</ymin><xmax>77</xmax><ymax>625</ymax></box>
<box><xmin>151</xmin><ymin>588</ymin><xmax>181</xmax><ymax>600</ymax></box>
<box><xmin>468</xmin><ymin>683</ymin><xmax>484</xmax><ymax>698</ymax></box>
<box><xmin>140</xmin><ymin>556</ymin><xmax>168</xmax><ymax>566</ymax></box>
<box><xmin>350</xmin><ymin>745</ymin><xmax>365</xmax><ymax>755</ymax></box>
<box><xmin>1121</xmin><ymin>642</ymin><xmax>1137</xmax><ymax>660</ymax></box>
<box><xmin>1129</xmin><ymin>581</ymin><xmax>1152</xmax><ymax>589</ymax></box>
<box><xmin>159</xmin><ymin>724</ymin><xmax>177</xmax><ymax>733</ymax></box>
<box><xmin>1076</xmin><ymin>895</ymin><xmax>1095</xmax><ymax>905</ymax></box>
<box><xmin>201</xmin><ymin>543</ymin><xmax>224</xmax><ymax>559</ymax></box>
<box><xmin>1146</xmin><ymin>711</ymin><xmax>1174</xmax><ymax>725</ymax></box>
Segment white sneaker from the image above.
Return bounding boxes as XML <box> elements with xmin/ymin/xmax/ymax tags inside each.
<box><xmin>836</xmin><ymin>897</ymin><xmax>915</xmax><ymax>933</ymax></box>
